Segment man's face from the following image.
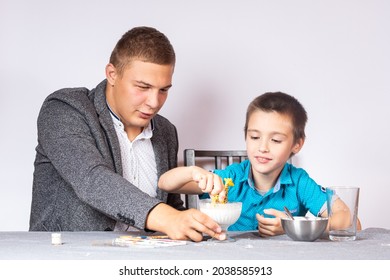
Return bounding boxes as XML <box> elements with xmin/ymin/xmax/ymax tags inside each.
<box><xmin>106</xmin><ymin>60</ymin><xmax>174</xmax><ymax>140</ymax></box>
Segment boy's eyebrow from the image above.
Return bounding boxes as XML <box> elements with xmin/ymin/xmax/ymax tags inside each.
<box><xmin>247</xmin><ymin>129</ymin><xmax>288</xmax><ymax>136</ymax></box>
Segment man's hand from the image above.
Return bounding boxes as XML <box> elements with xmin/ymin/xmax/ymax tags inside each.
<box><xmin>146</xmin><ymin>203</ymin><xmax>226</xmax><ymax>242</ymax></box>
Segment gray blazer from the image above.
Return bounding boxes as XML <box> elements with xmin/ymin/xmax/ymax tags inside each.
<box><xmin>29</xmin><ymin>80</ymin><xmax>184</xmax><ymax>231</ymax></box>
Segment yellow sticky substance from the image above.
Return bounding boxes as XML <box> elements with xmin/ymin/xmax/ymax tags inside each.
<box><xmin>211</xmin><ymin>178</ymin><xmax>234</xmax><ymax>204</ymax></box>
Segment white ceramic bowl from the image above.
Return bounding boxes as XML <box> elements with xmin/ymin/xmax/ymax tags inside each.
<box><xmin>281</xmin><ymin>216</ymin><xmax>328</xmax><ymax>242</ymax></box>
<box><xmin>198</xmin><ymin>199</ymin><xmax>242</xmax><ymax>230</ymax></box>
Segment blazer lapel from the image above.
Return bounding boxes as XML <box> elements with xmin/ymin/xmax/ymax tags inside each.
<box><xmin>93</xmin><ymin>80</ymin><xmax>123</xmax><ymax>176</ymax></box>
<box><xmin>151</xmin><ymin>123</ymin><xmax>168</xmax><ymax>201</ymax></box>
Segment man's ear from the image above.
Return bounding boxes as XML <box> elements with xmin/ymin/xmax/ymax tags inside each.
<box><xmin>105</xmin><ymin>63</ymin><xmax>117</xmax><ymax>86</ymax></box>
<box><xmin>292</xmin><ymin>138</ymin><xmax>305</xmax><ymax>154</ymax></box>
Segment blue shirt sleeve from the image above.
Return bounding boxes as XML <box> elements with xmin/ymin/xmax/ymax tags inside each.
<box><xmin>293</xmin><ymin>167</ymin><xmax>327</xmax><ymax>216</ymax></box>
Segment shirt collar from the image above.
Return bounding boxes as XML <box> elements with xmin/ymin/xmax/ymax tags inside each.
<box><xmin>106</xmin><ymin>101</ymin><xmax>120</xmax><ymax>121</ymax></box>
<box><xmin>279</xmin><ymin>163</ymin><xmax>293</xmax><ymax>185</ymax></box>
<box><xmin>247</xmin><ymin>162</ymin><xmax>293</xmax><ymax>194</ymax></box>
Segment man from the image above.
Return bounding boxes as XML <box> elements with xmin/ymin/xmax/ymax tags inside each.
<box><xmin>29</xmin><ymin>26</ymin><xmax>224</xmax><ymax>241</ymax></box>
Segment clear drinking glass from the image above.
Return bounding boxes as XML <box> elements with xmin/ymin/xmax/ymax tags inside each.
<box><xmin>326</xmin><ymin>186</ymin><xmax>360</xmax><ymax>241</ymax></box>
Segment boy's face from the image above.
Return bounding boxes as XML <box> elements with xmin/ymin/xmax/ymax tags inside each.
<box><xmin>105</xmin><ymin>60</ymin><xmax>174</xmax><ymax>140</ymax></box>
<box><xmin>246</xmin><ymin>110</ymin><xmax>303</xmax><ymax>181</ymax></box>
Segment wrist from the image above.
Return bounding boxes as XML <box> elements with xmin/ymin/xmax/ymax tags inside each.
<box><xmin>145</xmin><ymin>203</ymin><xmax>176</xmax><ymax>232</ymax></box>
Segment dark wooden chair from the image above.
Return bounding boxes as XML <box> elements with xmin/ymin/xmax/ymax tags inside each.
<box><xmin>183</xmin><ymin>149</ymin><xmax>247</xmax><ymax>209</ymax></box>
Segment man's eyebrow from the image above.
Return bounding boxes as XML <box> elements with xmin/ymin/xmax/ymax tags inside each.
<box><xmin>135</xmin><ymin>80</ymin><xmax>172</xmax><ymax>89</ymax></box>
<box><xmin>162</xmin><ymin>84</ymin><xmax>173</xmax><ymax>90</ymax></box>
<box><xmin>135</xmin><ymin>80</ymin><xmax>151</xmax><ymax>86</ymax></box>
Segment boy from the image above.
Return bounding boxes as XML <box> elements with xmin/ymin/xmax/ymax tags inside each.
<box><xmin>159</xmin><ymin>92</ymin><xmax>360</xmax><ymax>236</ymax></box>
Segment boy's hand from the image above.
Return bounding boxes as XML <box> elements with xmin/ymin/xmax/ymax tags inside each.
<box><xmin>256</xmin><ymin>209</ymin><xmax>286</xmax><ymax>237</ymax></box>
<box><xmin>192</xmin><ymin>168</ymin><xmax>226</xmax><ymax>203</ymax></box>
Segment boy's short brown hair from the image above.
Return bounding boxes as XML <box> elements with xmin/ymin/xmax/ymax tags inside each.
<box><xmin>245</xmin><ymin>92</ymin><xmax>308</xmax><ymax>143</ymax></box>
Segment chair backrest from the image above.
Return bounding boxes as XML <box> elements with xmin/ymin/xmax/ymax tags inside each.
<box><xmin>183</xmin><ymin>149</ymin><xmax>247</xmax><ymax>209</ymax></box>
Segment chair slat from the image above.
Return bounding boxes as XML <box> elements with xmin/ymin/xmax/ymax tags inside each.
<box><xmin>183</xmin><ymin>149</ymin><xmax>247</xmax><ymax>209</ymax></box>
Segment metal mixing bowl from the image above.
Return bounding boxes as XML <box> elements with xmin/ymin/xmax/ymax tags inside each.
<box><xmin>281</xmin><ymin>217</ymin><xmax>328</xmax><ymax>242</ymax></box>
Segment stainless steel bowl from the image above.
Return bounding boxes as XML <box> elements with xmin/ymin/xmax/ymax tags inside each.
<box><xmin>281</xmin><ymin>217</ymin><xmax>328</xmax><ymax>242</ymax></box>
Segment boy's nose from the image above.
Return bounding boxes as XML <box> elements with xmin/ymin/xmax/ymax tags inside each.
<box><xmin>258</xmin><ymin>142</ymin><xmax>269</xmax><ymax>153</ymax></box>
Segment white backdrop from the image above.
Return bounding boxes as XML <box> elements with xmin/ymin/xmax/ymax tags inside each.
<box><xmin>1</xmin><ymin>0</ymin><xmax>389</xmax><ymax>230</ymax></box>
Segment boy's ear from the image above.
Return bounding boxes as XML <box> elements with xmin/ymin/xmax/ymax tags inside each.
<box><xmin>292</xmin><ymin>138</ymin><xmax>305</xmax><ymax>154</ymax></box>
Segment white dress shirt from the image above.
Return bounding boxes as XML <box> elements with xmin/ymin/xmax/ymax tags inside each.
<box><xmin>108</xmin><ymin>108</ymin><xmax>157</xmax><ymax>231</ymax></box>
